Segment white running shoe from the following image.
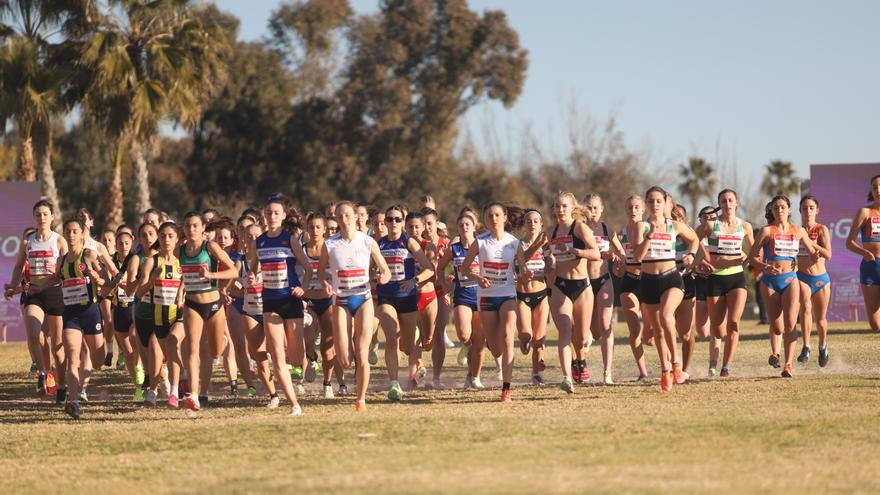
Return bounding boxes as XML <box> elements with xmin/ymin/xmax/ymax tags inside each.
<box><xmin>323</xmin><ymin>385</ymin><xmax>334</xmax><ymax>399</ymax></box>
<box><xmin>337</xmin><ymin>384</ymin><xmax>349</xmax><ymax>396</ymax></box>
<box><xmin>457</xmin><ymin>343</ymin><xmax>470</xmax><ymax>366</ymax></box>
<box><xmin>267</xmin><ymin>395</ymin><xmax>280</xmax><ymax>409</ymax></box>
<box><xmin>144</xmin><ymin>389</ymin><xmax>158</xmax><ymax>406</ymax></box>
<box><xmin>496</xmin><ymin>369</ymin><xmax>503</xmax><ymax>381</ymax></box>
<box><xmin>444</xmin><ymin>332</ymin><xmax>455</xmax><ymax>348</ymax></box>
<box><xmin>295</xmin><ymin>383</ymin><xmax>306</xmax><ymax>396</ymax></box>
<box><xmin>471</xmin><ymin>376</ymin><xmax>485</xmax><ymax>389</ymax></box>
<box><xmin>289</xmin><ymin>405</ymin><xmax>303</xmax><ymax>416</ymax></box>
<box><xmin>603</xmin><ymin>373</ymin><xmax>614</xmax><ymax>385</ymax></box>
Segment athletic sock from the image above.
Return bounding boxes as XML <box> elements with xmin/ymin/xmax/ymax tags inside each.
<box><xmin>171</xmin><ymin>385</ymin><xmax>179</xmax><ymax>396</ymax></box>
<box><xmin>502</xmin><ymin>382</ymin><xmax>510</xmax><ymax>391</ymax></box>
<box><xmin>323</xmin><ymin>381</ymin><xmax>331</xmax><ymax>387</ymax></box>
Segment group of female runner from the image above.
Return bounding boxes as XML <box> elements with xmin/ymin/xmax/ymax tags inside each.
<box><xmin>5</xmin><ymin>173</ymin><xmax>880</xmax><ymax>418</ymax></box>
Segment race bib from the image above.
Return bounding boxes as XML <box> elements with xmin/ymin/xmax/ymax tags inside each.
<box><xmin>624</xmin><ymin>242</ymin><xmax>637</xmax><ymax>263</ymax></box>
<box><xmin>525</xmin><ymin>251</ymin><xmax>545</xmax><ymax>278</ymax></box>
<box><xmin>715</xmin><ymin>233</ymin><xmax>743</xmax><ymax>256</ymax></box>
<box><xmin>62</xmin><ymin>277</ymin><xmax>89</xmax><ymax>305</ymax></box>
<box><xmin>307</xmin><ymin>261</ymin><xmax>326</xmax><ymax>291</ymax></box>
<box><xmin>181</xmin><ymin>264</ymin><xmax>211</xmax><ymax>291</ymax></box>
<box><xmin>798</xmin><ymin>231</ymin><xmax>819</xmax><ymax>257</ymax></box>
<box><xmin>337</xmin><ymin>268</ymin><xmax>368</xmax><ymax>296</ymax></box>
<box><xmin>382</xmin><ymin>249</ymin><xmax>408</xmax><ymax>282</ymax></box>
<box><xmin>551</xmin><ymin>236</ymin><xmax>576</xmax><ymax>262</ymax></box>
<box><xmin>28</xmin><ymin>250</ymin><xmax>56</xmax><ymax>276</ymax></box>
<box><xmin>116</xmin><ymin>282</ymin><xmax>135</xmax><ymax>304</ymax></box>
<box><xmin>261</xmin><ymin>261</ymin><xmax>289</xmax><ymax>289</ymax></box>
<box><xmin>244</xmin><ymin>285</ymin><xmax>264</xmax><ymax>314</ymax></box>
<box><xmin>647</xmin><ymin>232</ymin><xmax>674</xmax><ymax>260</ymax></box>
<box><xmin>482</xmin><ymin>261</ymin><xmax>510</xmax><ymax>287</ymax></box>
<box><xmin>871</xmin><ymin>217</ymin><xmax>880</xmax><ymax>238</ymax></box>
<box><xmin>594</xmin><ymin>236</ymin><xmax>610</xmax><ymax>253</ymax></box>
<box><xmin>454</xmin><ymin>258</ymin><xmax>480</xmax><ymax>289</ymax></box>
<box><xmin>152</xmin><ymin>279</ymin><xmax>181</xmax><ymax>306</ymax></box>
<box><xmin>773</xmin><ymin>234</ymin><xmax>798</xmax><ymax>258</ymax></box>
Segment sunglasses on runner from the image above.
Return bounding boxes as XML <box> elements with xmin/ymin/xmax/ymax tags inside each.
<box><xmin>386</xmin><ymin>216</ymin><xmax>404</xmax><ymax>223</ymax></box>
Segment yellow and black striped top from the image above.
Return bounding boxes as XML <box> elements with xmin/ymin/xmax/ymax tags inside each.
<box><xmin>111</xmin><ymin>252</ymin><xmax>135</xmax><ymax>308</ymax></box>
<box><xmin>61</xmin><ymin>249</ymin><xmax>97</xmax><ymax>306</ymax></box>
<box><xmin>151</xmin><ymin>254</ymin><xmax>183</xmax><ymax>325</ymax></box>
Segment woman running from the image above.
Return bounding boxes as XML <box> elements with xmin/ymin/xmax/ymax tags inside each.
<box><xmin>694</xmin><ymin>206</ymin><xmax>720</xmax><ymax>375</ymax></box>
<box><xmin>698</xmin><ymin>189</ymin><xmax>754</xmax><ymax>377</ymax></box>
<box><xmin>615</xmin><ymin>195</ymin><xmax>650</xmax><ymax>380</ymax></box>
<box><xmin>137</xmin><ymin>222</ymin><xmax>184</xmax><ymax>406</ymax></box>
<box><xmin>301</xmin><ymin>213</ymin><xmax>347</xmax><ymax>399</ymax></box>
<box><xmin>57</xmin><ymin>218</ymin><xmax>106</xmax><ymax>418</ymax></box>
<box><xmin>845</xmin><ymin>174</ymin><xmax>880</xmax><ymax>331</ymax></box>
<box><xmin>105</xmin><ymin>229</ymin><xmax>145</xmax><ymax>398</ymax></box>
<box><xmin>247</xmin><ymin>196</ymin><xmax>311</xmax><ymax>416</ymax></box>
<box><xmin>748</xmin><ymin>195</ymin><xmax>817</xmax><ymax>377</ymax></box>
<box><xmin>796</xmin><ymin>196</ymin><xmax>832</xmax><ymax>366</ymax></box>
<box><xmin>406</xmin><ymin>211</ymin><xmax>440</xmax><ymax>388</ymax></box>
<box><xmin>584</xmin><ymin>194</ymin><xmax>624</xmax><ymax>385</ymax></box>
<box><xmin>516</xmin><ymin>209</ymin><xmax>551</xmax><ymax>385</ymax></box>
<box><xmin>421</xmin><ymin>208</ymin><xmax>452</xmax><ymax>389</ymax></box>
<box><xmin>437</xmin><ymin>213</ymin><xmax>486</xmax><ymax>389</ymax></box>
<box><xmin>375</xmin><ymin>206</ymin><xmax>434</xmax><ymax>398</ymax></box>
<box><xmin>76</xmin><ymin>209</ymin><xmax>118</xmax><ymax>369</ymax></box>
<box><xmin>671</xmin><ymin>204</ymin><xmax>698</xmax><ymax>382</ymax></box>
<box><xmin>127</xmin><ymin>223</ymin><xmax>159</xmax><ymax>399</ymax></box>
<box><xmin>180</xmin><ymin>212</ymin><xmax>238</xmax><ymax>412</ymax></box>
<box><xmin>318</xmin><ymin>201</ymin><xmax>392</xmax><ymax>411</ymax></box>
<box><xmin>5</xmin><ymin>201</ymin><xmax>67</xmax><ymax>400</ymax></box>
<box><xmin>461</xmin><ymin>203</ymin><xmax>531</xmax><ymax>402</ymax></box>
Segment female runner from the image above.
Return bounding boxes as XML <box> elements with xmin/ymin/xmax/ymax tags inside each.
<box><xmin>615</xmin><ymin>195</ymin><xmax>650</xmax><ymax>380</ymax></box>
<box><xmin>845</xmin><ymin>174</ymin><xmax>880</xmax><ymax>331</ymax></box>
<box><xmin>671</xmin><ymin>204</ymin><xmax>697</xmax><ymax>382</ymax></box>
<box><xmin>437</xmin><ymin>213</ymin><xmax>486</xmax><ymax>389</ymax></box>
<box><xmin>180</xmin><ymin>212</ymin><xmax>238</xmax><ymax>412</ymax></box>
<box><xmin>5</xmin><ymin>201</ymin><xmax>67</xmax><ymax>399</ymax></box>
<box><xmin>461</xmin><ymin>203</ymin><xmax>532</xmax><ymax>402</ymax></box>
<box><xmin>694</xmin><ymin>206</ymin><xmax>720</xmax><ymax>375</ymax></box>
<box><xmin>796</xmin><ymin>196</ymin><xmax>832</xmax><ymax>366</ymax></box>
<box><xmin>422</xmin><ymin>208</ymin><xmax>452</xmax><ymax>388</ymax></box>
<box><xmin>215</xmin><ymin>219</ymin><xmax>253</xmax><ymax>396</ymax></box>
<box><xmin>632</xmin><ymin>187</ymin><xmax>699</xmax><ymax>391</ymax></box>
<box><xmin>375</xmin><ymin>206</ymin><xmax>434</xmax><ymax>398</ymax></box>
<box><xmin>698</xmin><ymin>189</ymin><xmax>754</xmax><ymax>377</ymax></box>
<box><xmin>105</xmin><ymin>229</ymin><xmax>145</xmax><ymax>397</ymax></box>
<box><xmin>57</xmin><ymin>218</ymin><xmax>106</xmax><ymax>418</ymax></box>
<box><xmin>76</xmin><ymin>209</ymin><xmax>118</xmax><ymax>369</ymax></box>
<box><xmin>318</xmin><ymin>201</ymin><xmax>392</xmax><ymax>411</ymax></box>
<box><xmin>516</xmin><ymin>209</ymin><xmax>551</xmax><ymax>385</ymax></box>
<box><xmin>584</xmin><ymin>193</ymin><xmax>624</xmax><ymax>384</ymax></box>
<box><xmin>748</xmin><ymin>196</ymin><xmax>817</xmax><ymax>377</ymax></box>
<box><xmin>406</xmin><ymin>211</ymin><xmax>439</xmax><ymax>388</ymax></box>
<box><xmin>127</xmin><ymin>223</ymin><xmax>159</xmax><ymax>399</ymax></box>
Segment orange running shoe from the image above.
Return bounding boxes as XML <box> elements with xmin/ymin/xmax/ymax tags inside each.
<box><xmin>46</xmin><ymin>370</ymin><xmax>57</xmax><ymax>395</ymax></box>
<box><xmin>660</xmin><ymin>371</ymin><xmax>673</xmax><ymax>392</ymax></box>
<box><xmin>673</xmin><ymin>364</ymin><xmax>685</xmax><ymax>384</ymax></box>
<box><xmin>183</xmin><ymin>396</ymin><xmax>201</xmax><ymax>412</ymax></box>
<box><xmin>355</xmin><ymin>400</ymin><xmax>367</xmax><ymax>412</ymax></box>
<box><xmin>781</xmin><ymin>364</ymin><xmax>793</xmax><ymax>378</ymax></box>
<box><xmin>500</xmin><ymin>389</ymin><xmax>512</xmax><ymax>403</ymax></box>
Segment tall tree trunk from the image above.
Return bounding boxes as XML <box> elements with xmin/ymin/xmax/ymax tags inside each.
<box><xmin>131</xmin><ymin>139</ymin><xmax>151</xmax><ymax>214</ymax></box>
<box><xmin>17</xmin><ymin>135</ymin><xmax>37</xmax><ymax>181</ymax></box>
<box><xmin>106</xmin><ymin>139</ymin><xmax>125</xmax><ymax>228</ymax></box>
<box><xmin>34</xmin><ymin>137</ymin><xmax>61</xmax><ymax>213</ymax></box>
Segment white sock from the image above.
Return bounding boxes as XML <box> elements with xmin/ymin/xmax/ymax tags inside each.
<box><xmin>171</xmin><ymin>385</ymin><xmax>179</xmax><ymax>396</ymax></box>
<box><xmin>107</xmin><ymin>340</ymin><xmax>114</xmax><ymax>353</ymax></box>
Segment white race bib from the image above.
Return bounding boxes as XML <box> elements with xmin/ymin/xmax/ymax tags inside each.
<box><xmin>594</xmin><ymin>236</ymin><xmax>610</xmax><ymax>253</ymax></box>
<box><xmin>261</xmin><ymin>261</ymin><xmax>289</xmax><ymax>289</ymax></box>
<box><xmin>336</xmin><ymin>268</ymin><xmax>368</xmax><ymax>296</ymax></box>
<box><xmin>28</xmin><ymin>250</ymin><xmax>56</xmax><ymax>276</ymax></box>
<box><xmin>773</xmin><ymin>234</ymin><xmax>799</xmax><ymax>258</ymax></box>
<box><xmin>525</xmin><ymin>251</ymin><xmax>545</xmax><ymax>278</ymax></box>
<box><xmin>482</xmin><ymin>261</ymin><xmax>510</xmax><ymax>287</ymax></box>
<box><xmin>181</xmin><ymin>264</ymin><xmax>211</xmax><ymax>291</ymax></box>
<box><xmin>244</xmin><ymin>285</ymin><xmax>264</xmax><ymax>314</ymax></box>
<box><xmin>62</xmin><ymin>278</ymin><xmax>89</xmax><ymax>305</ymax></box>
<box><xmin>871</xmin><ymin>217</ymin><xmax>880</xmax><ymax>238</ymax></box>
<box><xmin>715</xmin><ymin>233</ymin><xmax>744</xmax><ymax>256</ymax></box>
<box><xmin>383</xmin><ymin>251</ymin><xmax>407</xmax><ymax>282</ymax></box>
<box><xmin>152</xmin><ymin>279</ymin><xmax>181</xmax><ymax>306</ymax></box>
<box><xmin>550</xmin><ymin>236</ymin><xmax>576</xmax><ymax>262</ymax></box>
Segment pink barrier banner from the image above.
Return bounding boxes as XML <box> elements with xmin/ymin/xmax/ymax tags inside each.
<box><xmin>0</xmin><ymin>182</ymin><xmax>42</xmax><ymax>342</ymax></box>
<box><xmin>810</xmin><ymin>163</ymin><xmax>880</xmax><ymax>322</ymax></box>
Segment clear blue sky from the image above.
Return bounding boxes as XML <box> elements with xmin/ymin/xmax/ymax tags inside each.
<box><xmin>213</xmin><ymin>0</ymin><xmax>880</xmax><ymax>190</ymax></box>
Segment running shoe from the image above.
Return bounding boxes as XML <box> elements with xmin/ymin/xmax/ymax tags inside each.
<box><xmin>135</xmin><ymin>365</ymin><xmax>145</xmax><ymax>387</ymax></box>
<box><xmin>708</xmin><ymin>368</ymin><xmax>718</xmax><ymax>377</ymax></box>
<box><xmin>134</xmin><ymin>388</ymin><xmax>144</xmax><ymax>402</ymax></box>
<box><xmin>184</xmin><ymin>395</ymin><xmax>201</xmax><ymax>412</ymax></box>
<box><xmin>144</xmin><ymin>390</ymin><xmax>158</xmax><ymax>406</ymax></box>
<box><xmin>781</xmin><ymin>364</ymin><xmax>793</xmax><ymax>378</ymax></box>
<box><xmin>500</xmin><ymin>389</ymin><xmax>512</xmax><ymax>403</ymax></box>
<box><xmin>603</xmin><ymin>373</ymin><xmax>614</xmax><ymax>386</ymax></box>
<box><xmin>720</xmin><ymin>365</ymin><xmax>730</xmax><ymax>377</ymax></box>
<box><xmin>167</xmin><ymin>394</ymin><xmax>179</xmax><ymax>409</ymax></box>
<box><xmin>387</xmin><ymin>383</ymin><xmax>403</xmax><ymax>402</ymax></box>
<box><xmin>495</xmin><ymin>369</ymin><xmax>503</xmax><ymax>381</ymax></box>
<box><xmin>355</xmin><ymin>400</ymin><xmax>367</xmax><ymax>412</ymax></box>
<box><xmin>289</xmin><ymin>405</ymin><xmax>303</xmax><ymax>416</ymax></box>
<box><xmin>471</xmin><ymin>376</ymin><xmax>485</xmax><ymax>390</ymax></box>
<box><xmin>64</xmin><ymin>400</ymin><xmax>81</xmax><ymax>420</ymax></box>
<box><xmin>768</xmin><ymin>354</ymin><xmax>781</xmax><ymax>368</ymax></box>
<box><xmin>295</xmin><ymin>383</ymin><xmax>306</xmax><ymax>396</ymax></box>
<box><xmin>36</xmin><ymin>373</ymin><xmax>46</xmax><ymax>396</ymax></box>
<box><xmin>636</xmin><ymin>374</ymin><xmax>648</xmax><ymax>382</ymax></box>
<box><xmin>267</xmin><ymin>395</ymin><xmax>280</xmax><ymax>409</ymax></box>
<box><xmin>46</xmin><ymin>371</ymin><xmax>57</xmax><ymax>395</ymax></box>
<box><xmin>323</xmin><ymin>385</ymin><xmax>335</xmax><ymax>399</ymax></box>
<box><xmin>337</xmin><ymin>385</ymin><xmax>348</xmax><ymax>396</ymax></box>
<box><xmin>572</xmin><ymin>361</ymin><xmax>582</xmax><ymax>384</ymax></box>
<box><xmin>532</xmin><ymin>373</ymin><xmax>546</xmax><ymax>386</ymax></box>
<box><xmin>818</xmin><ymin>346</ymin><xmax>829</xmax><ymax>367</ymax></box>
<box><xmin>797</xmin><ymin>346</ymin><xmax>811</xmax><ymax>364</ymax></box>
<box><xmin>431</xmin><ymin>379</ymin><xmax>445</xmax><ymax>390</ymax></box>
<box><xmin>305</xmin><ymin>359</ymin><xmax>318</xmax><ymax>383</ymax></box>
<box><xmin>444</xmin><ymin>332</ymin><xmax>455</xmax><ymax>349</ymax></box>
<box><xmin>104</xmin><ymin>351</ymin><xmax>113</xmax><ymax>368</ymax></box>
<box><xmin>79</xmin><ymin>389</ymin><xmax>89</xmax><ymax>402</ymax></box>
<box><xmin>55</xmin><ymin>387</ymin><xmax>66</xmax><ymax>405</ymax></box>
<box><xmin>673</xmin><ymin>364</ymin><xmax>686</xmax><ymax>384</ymax></box>
<box><xmin>116</xmin><ymin>353</ymin><xmax>126</xmax><ymax>371</ymax></box>
<box><xmin>457</xmin><ymin>344</ymin><xmax>470</xmax><ymax>366</ymax></box>
<box><xmin>560</xmin><ymin>377</ymin><xmax>574</xmax><ymax>394</ymax></box>
<box><xmin>580</xmin><ymin>363</ymin><xmax>590</xmax><ymax>383</ymax></box>
<box><xmin>660</xmin><ymin>371</ymin><xmax>673</xmax><ymax>392</ymax></box>
<box><xmin>368</xmin><ymin>342</ymin><xmax>379</xmax><ymax>366</ymax></box>
<box><xmin>247</xmin><ymin>386</ymin><xmax>258</xmax><ymax>398</ymax></box>
<box><xmin>290</xmin><ymin>366</ymin><xmax>304</xmax><ymax>381</ymax></box>
<box><xmin>417</xmin><ymin>360</ymin><xmax>427</xmax><ymax>378</ymax></box>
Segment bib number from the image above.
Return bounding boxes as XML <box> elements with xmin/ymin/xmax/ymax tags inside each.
<box><xmin>244</xmin><ymin>285</ymin><xmax>264</xmax><ymax>314</ymax></box>
<box><xmin>62</xmin><ymin>278</ymin><xmax>89</xmax><ymax>305</ymax></box>
<box><xmin>181</xmin><ymin>264</ymin><xmax>211</xmax><ymax>291</ymax></box>
<box><xmin>28</xmin><ymin>251</ymin><xmax>55</xmax><ymax>276</ymax></box>
<box><xmin>152</xmin><ymin>279</ymin><xmax>181</xmax><ymax>306</ymax></box>
<box><xmin>551</xmin><ymin>236</ymin><xmax>575</xmax><ymax>262</ymax></box>
<box><xmin>482</xmin><ymin>261</ymin><xmax>510</xmax><ymax>287</ymax></box>
<box><xmin>261</xmin><ymin>261</ymin><xmax>289</xmax><ymax>290</ymax></box>
<box><xmin>773</xmin><ymin>234</ymin><xmax>798</xmax><ymax>258</ymax></box>
<box><xmin>715</xmin><ymin>234</ymin><xmax>743</xmax><ymax>256</ymax></box>
<box><xmin>871</xmin><ymin>217</ymin><xmax>880</xmax><ymax>238</ymax></box>
<box><xmin>384</xmin><ymin>255</ymin><xmax>406</xmax><ymax>282</ymax></box>
<box><xmin>337</xmin><ymin>268</ymin><xmax>368</xmax><ymax>296</ymax></box>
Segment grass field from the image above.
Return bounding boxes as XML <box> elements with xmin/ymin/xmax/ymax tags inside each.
<box><xmin>1</xmin><ymin>320</ymin><xmax>879</xmax><ymax>494</ymax></box>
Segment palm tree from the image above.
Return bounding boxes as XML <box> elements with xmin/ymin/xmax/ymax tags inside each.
<box><xmin>677</xmin><ymin>156</ymin><xmax>717</xmax><ymax>219</ymax></box>
<box><xmin>760</xmin><ymin>159</ymin><xmax>800</xmax><ymax>198</ymax></box>
<box><xmin>0</xmin><ymin>0</ymin><xmax>72</xmax><ymax>210</ymax></box>
<box><xmin>79</xmin><ymin>0</ymin><xmax>230</xmax><ymax>224</ymax></box>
